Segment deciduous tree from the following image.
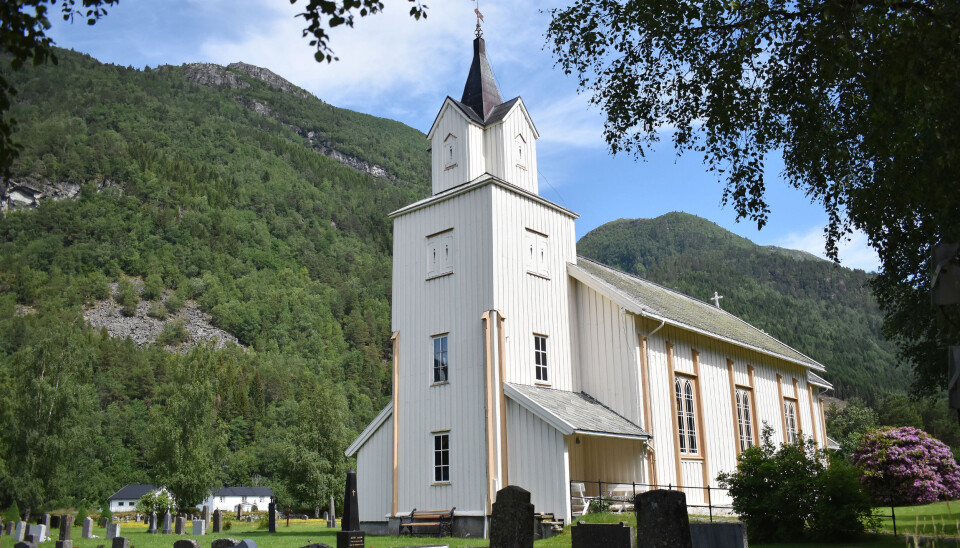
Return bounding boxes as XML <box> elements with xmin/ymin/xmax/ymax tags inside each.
<box><xmin>547</xmin><ymin>0</ymin><xmax>960</xmax><ymax>391</ymax></box>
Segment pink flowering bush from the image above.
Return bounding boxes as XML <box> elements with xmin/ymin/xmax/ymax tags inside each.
<box><xmin>852</xmin><ymin>426</ymin><xmax>960</xmax><ymax>505</ymax></box>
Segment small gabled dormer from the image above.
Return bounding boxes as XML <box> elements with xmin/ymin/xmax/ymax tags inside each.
<box><xmin>426</xmin><ymin>36</ymin><xmax>540</xmax><ymax>196</ymax></box>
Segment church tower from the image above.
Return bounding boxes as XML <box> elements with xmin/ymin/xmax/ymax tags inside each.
<box><xmin>367</xmin><ymin>31</ymin><xmax>579</xmax><ymax>536</ymax></box>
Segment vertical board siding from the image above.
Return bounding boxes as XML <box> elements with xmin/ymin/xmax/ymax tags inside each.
<box><xmin>491</xmin><ymin>185</ymin><xmax>577</xmax><ymax>391</ymax></box>
<box><xmin>357</xmin><ymin>419</ymin><xmax>393</xmax><ymax>522</ymax></box>
<box><xmin>567</xmin><ymin>437</ymin><xmax>645</xmax><ymax>485</ymax></box>
<box><xmin>391</xmin><ymin>185</ymin><xmax>495</xmax><ymax>515</ymax></box>
<box><xmin>506</xmin><ymin>400</ymin><xmax>568</xmax><ymax>519</ymax></box>
<box><xmin>680</xmin><ymin>460</ymin><xmax>705</xmax><ymax>504</ymax></box>
<box><xmin>572</xmin><ymin>282</ymin><xmax>643</xmax><ymax>426</ymax></box>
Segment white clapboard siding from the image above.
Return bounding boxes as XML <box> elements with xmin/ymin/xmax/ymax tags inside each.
<box><xmin>506</xmin><ymin>399</ymin><xmax>570</xmax><ymax>520</ymax></box>
<box><xmin>429</xmin><ymin>102</ymin><xmax>485</xmax><ymax>195</ymax></box>
<box><xmin>483</xmin><ymin>106</ymin><xmax>539</xmax><ymax>194</ymax></box>
<box><xmin>356</xmin><ymin>418</ymin><xmax>393</xmax><ymax>522</ymax></box>
<box><xmin>568</xmin><ymin>436</ymin><xmax>646</xmax><ymax>486</ymax></box>
<box><xmin>572</xmin><ymin>281</ymin><xmax>643</xmax><ymax>426</ymax></box>
<box><xmin>490</xmin><ymin>185</ymin><xmax>577</xmax><ymax>391</ymax></box>
<box><xmin>391</xmin><ymin>185</ymin><xmax>495</xmax><ymax>515</ymax></box>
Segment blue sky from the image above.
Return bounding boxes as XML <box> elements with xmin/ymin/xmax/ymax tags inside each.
<box><xmin>46</xmin><ymin>0</ymin><xmax>879</xmax><ymax>271</ymax></box>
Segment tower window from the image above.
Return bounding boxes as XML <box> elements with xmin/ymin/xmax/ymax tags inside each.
<box><xmin>434</xmin><ymin>432</ymin><xmax>450</xmax><ymax>483</ymax></box>
<box><xmin>514</xmin><ymin>134</ymin><xmax>527</xmax><ymax>169</ymax></box>
<box><xmin>426</xmin><ymin>229</ymin><xmax>455</xmax><ymax>279</ymax></box>
<box><xmin>443</xmin><ymin>134</ymin><xmax>458</xmax><ymax>169</ymax></box>
<box><xmin>432</xmin><ymin>334</ymin><xmax>449</xmax><ymax>383</ymax></box>
<box><xmin>534</xmin><ymin>334</ymin><xmax>548</xmax><ymax>382</ymax></box>
<box><xmin>524</xmin><ymin>228</ymin><xmax>550</xmax><ymax>278</ymax></box>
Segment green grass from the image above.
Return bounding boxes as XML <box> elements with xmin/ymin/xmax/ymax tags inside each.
<box><xmin>873</xmin><ymin>500</ymin><xmax>960</xmax><ymax>538</ymax></box>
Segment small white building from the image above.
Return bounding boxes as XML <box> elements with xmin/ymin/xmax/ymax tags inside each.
<box><xmin>203</xmin><ymin>486</ymin><xmax>273</xmax><ymax>513</ymax></box>
<box><xmin>107</xmin><ymin>484</ymin><xmax>170</xmax><ymax>513</ymax></box>
<box><xmin>347</xmin><ymin>30</ymin><xmax>834</xmax><ymax>538</ymax></box>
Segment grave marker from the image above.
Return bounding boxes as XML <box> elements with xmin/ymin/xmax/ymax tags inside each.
<box><xmin>162</xmin><ymin>511</ymin><xmax>172</xmax><ymax>534</ymax></box>
<box><xmin>634</xmin><ymin>490</ymin><xmax>692</xmax><ymax>548</ymax></box>
<box><xmin>212</xmin><ymin>510</ymin><xmax>222</xmax><ymax>533</ymax></box>
<box><xmin>571</xmin><ymin>521</ymin><xmax>635</xmax><ymax>548</ymax></box>
<box><xmin>175</xmin><ymin>516</ymin><xmax>186</xmax><ymax>534</ymax></box>
<box><xmin>336</xmin><ymin>469</ymin><xmax>363</xmax><ymax>548</ymax></box>
<box><xmin>192</xmin><ymin>519</ymin><xmax>205</xmax><ymax>535</ymax></box>
<box><xmin>106</xmin><ymin>523</ymin><xmax>120</xmax><ymax>540</ymax></box>
<box><xmin>490</xmin><ymin>485</ymin><xmax>534</xmax><ymax>548</ymax></box>
<box><xmin>82</xmin><ymin>517</ymin><xmax>94</xmax><ymax>539</ymax></box>
<box><xmin>111</xmin><ymin>536</ymin><xmax>129</xmax><ymax>548</ymax></box>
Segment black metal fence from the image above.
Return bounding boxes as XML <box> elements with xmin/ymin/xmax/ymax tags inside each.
<box><xmin>570</xmin><ymin>480</ymin><xmax>733</xmax><ymax>523</ymax></box>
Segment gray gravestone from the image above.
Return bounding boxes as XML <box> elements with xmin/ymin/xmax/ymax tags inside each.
<box><xmin>174</xmin><ymin>540</ymin><xmax>200</xmax><ymax>548</ymax></box>
<box><xmin>147</xmin><ymin>512</ymin><xmax>157</xmax><ymax>534</ymax></box>
<box><xmin>490</xmin><ymin>485</ymin><xmax>534</xmax><ymax>548</ymax></box>
<box><xmin>635</xmin><ymin>490</ymin><xmax>692</xmax><ymax>548</ymax></box>
<box><xmin>192</xmin><ymin>519</ymin><xmax>205</xmax><ymax>535</ymax></box>
<box><xmin>23</xmin><ymin>533</ymin><xmax>38</xmax><ymax>548</ymax></box>
<box><xmin>211</xmin><ymin>537</ymin><xmax>241</xmax><ymax>548</ymax></box>
<box><xmin>14</xmin><ymin>521</ymin><xmax>26</xmax><ymax>541</ymax></box>
<box><xmin>162</xmin><ymin>512</ymin><xmax>172</xmax><ymax>534</ymax></box>
<box><xmin>236</xmin><ymin>540</ymin><xmax>258</xmax><ymax>548</ymax></box>
<box><xmin>5</xmin><ymin>521</ymin><xmax>13</xmax><ymax>535</ymax></box>
<box><xmin>41</xmin><ymin>514</ymin><xmax>50</xmax><ymax>529</ymax></box>
<box><xmin>212</xmin><ymin>510</ymin><xmax>222</xmax><ymax>533</ymax></box>
<box><xmin>328</xmin><ymin>496</ymin><xmax>336</xmax><ymax>528</ymax></box>
<box><xmin>236</xmin><ymin>505</ymin><xmax>242</xmax><ymax>520</ymax></box>
<box><xmin>82</xmin><ymin>517</ymin><xmax>94</xmax><ymax>539</ymax></box>
<box><xmin>27</xmin><ymin>524</ymin><xmax>47</xmax><ymax>543</ymax></box>
<box><xmin>268</xmin><ymin>502</ymin><xmax>276</xmax><ymax>533</ymax></box>
<box><xmin>55</xmin><ymin>540</ymin><xmax>73</xmax><ymax>548</ymax></box>
<box><xmin>99</xmin><ymin>517</ymin><xmax>109</xmax><ymax>528</ymax></box>
<box><xmin>60</xmin><ymin>515</ymin><xmax>74</xmax><ymax>540</ymax></box>
<box><xmin>688</xmin><ymin>522</ymin><xmax>748</xmax><ymax>548</ymax></box>
<box><xmin>202</xmin><ymin>505</ymin><xmax>210</xmax><ymax>525</ymax></box>
<box><xmin>572</xmin><ymin>521</ymin><xmax>636</xmax><ymax>548</ymax></box>
<box><xmin>175</xmin><ymin>516</ymin><xmax>186</xmax><ymax>534</ymax></box>
<box><xmin>111</xmin><ymin>536</ymin><xmax>130</xmax><ymax>548</ymax></box>
<box><xmin>106</xmin><ymin>523</ymin><xmax>121</xmax><ymax>540</ymax></box>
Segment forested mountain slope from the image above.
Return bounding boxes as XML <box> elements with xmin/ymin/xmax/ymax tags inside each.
<box><xmin>577</xmin><ymin>212</ymin><xmax>909</xmax><ymax>401</ymax></box>
<box><xmin>0</xmin><ymin>49</ymin><xmax>430</xmax><ymax>514</ymax></box>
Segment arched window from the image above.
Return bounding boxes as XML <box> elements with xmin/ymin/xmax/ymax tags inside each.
<box><xmin>784</xmin><ymin>401</ymin><xmax>798</xmax><ymax>443</ymax></box>
<box><xmin>675</xmin><ymin>378</ymin><xmax>698</xmax><ymax>455</ymax></box>
<box><xmin>736</xmin><ymin>389</ymin><xmax>754</xmax><ymax>450</ymax></box>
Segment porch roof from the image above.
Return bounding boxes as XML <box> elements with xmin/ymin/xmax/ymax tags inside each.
<box><xmin>505</xmin><ymin>383</ymin><xmax>651</xmax><ymax>440</ymax></box>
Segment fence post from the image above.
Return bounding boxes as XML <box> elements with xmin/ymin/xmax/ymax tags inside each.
<box><xmin>598</xmin><ymin>481</ymin><xmax>603</xmax><ymax>508</ymax></box>
<box><xmin>707</xmin><ymin>485</ymin><xmax>713</xmax><ymax>523</ymax></box>
<box><xmin>891</xmin><ymin>505</ymin><xmax>896</xmax><ymax>536</ymax></box>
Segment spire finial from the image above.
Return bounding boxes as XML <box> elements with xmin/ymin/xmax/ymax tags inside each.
<box><xmin>474</xmin><ymin>1</ymin><xmax>484</xmax><ymax>38</ymax></box>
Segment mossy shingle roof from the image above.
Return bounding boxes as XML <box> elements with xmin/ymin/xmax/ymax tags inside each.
<box><xmin>571</xmin><ymin>257</ymin><xmax>824</xmax><ymax>371</ymax></box>
<box><xmin>506</xmin><ymin>383</ymin><xmax>650</xmax><ymax>439</ymax></box>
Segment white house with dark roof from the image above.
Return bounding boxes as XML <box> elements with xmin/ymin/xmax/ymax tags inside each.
<box><xmin>346</xmin><ymin>29</ymin><xmax>833</xmax><ymax>538</ymax></box>
<box><xmin>107</xmin><ymin>484</ymin><xmax>171</xmax><ymax>513</ymax></box>
<box><xmin>203</xmin><ymin>486</ymin><xmax>274</xmax><ymax>513</ymax></box>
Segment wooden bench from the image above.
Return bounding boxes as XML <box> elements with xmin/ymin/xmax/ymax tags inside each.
<box><xmin>399</xmin><ymin>507</ymin><xmax>456</xmax><ymax>537</ymax></box>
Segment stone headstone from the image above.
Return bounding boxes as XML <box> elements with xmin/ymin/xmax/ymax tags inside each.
<box><xmin>236</xmin><ymin>505</ymin><xmax>242</xmax><ymax>520</ymax></box>
<box><xmin>147</xmin><ymin>512</ymin><xmax>157</xmax><ymax>534</ymax></box>
<box><xmin>106</xmin><ymin>523</ymin><xmax>121</xmax><ymax>540</ymax></box>
<box><xmin>41</xmin><ymin>514</ymin><xmax>51</xmax><ymax>529</ymax></box>
<box><xmin>688</xmin><ymin>522</ymin><xmax>748</xmax><ymax>548</ymax></box>
<box><xmin>336</xmin><ymin>469</ymin><xmax>364</xmax><ymax>548</ymax></box>
<box><xmin>174</xmin><ymin>540</ymin><xmax>201</xmax><ymax>548</ymax></box>
<box><xmin>27</xmin><ymin>524</ymin><xmax>47</xmax><ymax>543</ymax></box>
<box><xmin>99</xmin><ymin>517</ymin><xmax>109</xmax><ymax>529</ymax></box>
<box><xmin>202</xmin><ymin>506</ymin><xmax>210</xmax><ymax>524</ymax></box>
<box><xmin>268</xmin><ymin>502</ymin><xmax>276</xmax><ymax>533</ymax></box>
<box><xmin>192</xmin><ymin>519</ymin><xmax>205</xmax><ymax>535</ymax></box>
<box><xmin>59</xmin><ymin>515</ymin><xmax>74</xmax><ymax>540</ymax></box>
<box><xmin>211</xmin><ymin>537</ymin><xmax>241</xmax><ymax>548</ymax></box>
<box><xmin>14</xmin><ymin>542</ymin><xmax>31</xmax><ymax>548</ymax></box>
<box><xmin>162</xmin><ymin>511</ymin><xmax>172</xmax><ymax>534</ymax></box>
<box><xmin>6</xmin><ymin>521</ymin><xmax>14</xmax><ymax>535</ymax></box>
<box><xmin>328</xmin><ymin>496</ymin><xmax>336</xmax><ymax>528</ymax></box>
<box><xmin>175</xmin><ymin>516</ymin><xmax>186</xmax><ymax>534</ymax></box>
<box><xmin>212</xmin><ymin>510</ymin><xmax>222</xmax><ymax>533</ymax></box>
<box><xmin>572</xmin><ymin>521</ymin><xmax>635</xmax><ymax>548</ymax></box>
<box><xmin>55</xmin><ymin>541</ymin><xmax>73</xmax><ymax>548</ymax></box>
<box><xmin>236</xmin><ymin>540</ymin><xmax>258</xmax><ymax>548</ymax></box>
<box><xmin>14</xmin><ymin>521</ymin><xmax>26</xmax><ymax>541</ymax></box>
<box><xmin>111</xmin><ymin>536</ymin><xmax>130</xmax><ymax>548</ymax></box>
<box><xmin>298</xmin><ymin>543</ymin><xmax>333</xmax><ymax>548</ymax></box>
<box><xmin>635</xmin><ymin>490</ymin><xmax>692</xmax><ymax>548</ymax></box>
<box><xmin>51</xmin><ymin>515</ymin><xmax>61</xmax><ymax>529</ymax></box>
<box><xmin>490</xmin><ymin>485</ymin><xmax>534</xmax><ymax>548</ymax></box>
<box><xmin>23</xmin><ymin>533</ymin><xmax>38</xmax><ymax>548</ymax></box>
<box><xmin>82</xmin><ymin>517</ymin><xmax>94</xmax><ymax>539</ymax></box>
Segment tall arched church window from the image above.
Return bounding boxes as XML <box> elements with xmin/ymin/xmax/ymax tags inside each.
<box><xmin>736</xmin><ymin>389</ymin><xmax>754</xmax><ymax>450</ymax></box>
<box><xmin>784</xmin><ymin>401</ymin><xmax>798</xmax><ymax>443</ymax></box>
<box><xmin>675</xmin><ymin>377</ymin><xmax>698</xmax><ymax>454</ymax></box>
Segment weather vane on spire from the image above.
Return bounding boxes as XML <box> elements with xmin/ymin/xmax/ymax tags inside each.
<box><xmin>474</xmin><ymin>0</ymin><xmax>484</xmax><ymax>38</ymax></box>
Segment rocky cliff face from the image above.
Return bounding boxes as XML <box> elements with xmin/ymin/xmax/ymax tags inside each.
<box><xmin>0</xmin><ymin>178</ymin><xmax>117</xmax><ymax>213</ymax></box>
<box><xmin>227</xmin><ymin>62</ymin><xmax>311</xmax><ymax>100</ymax></box>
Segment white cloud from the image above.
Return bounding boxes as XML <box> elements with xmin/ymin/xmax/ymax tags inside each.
<box><xmin>532</xmin><ymin>93</ymin><xmax>607</xmax><ymax>148</ymax></box>
<box><xmin>777</xmin><ymin>226</ymin><xmax>880</xmax><ymax>272</ymax></box>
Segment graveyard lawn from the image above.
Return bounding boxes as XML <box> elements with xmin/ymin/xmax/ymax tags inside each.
<box><xmin>873</xmin><ymin>500</ymin><xmax>960</xmax><ymax>537</ymax></box>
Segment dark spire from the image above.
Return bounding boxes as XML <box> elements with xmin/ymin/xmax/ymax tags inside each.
<box><xmin>460</xmin><ymin>36</ymin><xmax>503</xmax><ymax>121</ymax></box>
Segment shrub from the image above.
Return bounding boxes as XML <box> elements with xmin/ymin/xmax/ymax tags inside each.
<box><xmin>157</xmin><ymin>320</ymin><xmax>190</xmax><ymax>346</ymax></box>
<box><xmin>165</xmin><ymin>294</ymin><xmax>184</xmax><ymax>314</ymax></box>
<box><xmin>115</xmin><ymin>279</ymin><xmax>139</xmax><ymax>316</ymax></box>
<box><xmin>147</xmin><ymin>301</ymin><xmax>167</xmax><ymax>320</ymax></box>
<box><xmin>718</xmin><ymin>425</ymin><xmax>874</xmax><ymax>542</ymax></box>
<box><xmin>134</xmin><ymin>489</ymin><xmax>174</xmax><ymax>515</ymax></box>
<box><xmin>101</xmin><ymin>504</ymin><xmax>113</xmax><ymax>523</ymax></box>
<box><xmin>852</xmin><ymin>426</ymin><xmax>960</xmax><ymax>505</ymax></box>
<box><xmin>75</xmin><ymin>502</ymin><xmax>88</xmax><ymax>526</ymax></box>
<box><xmin>142</xmin><ymin>274</ymin><xmax>164</xmax><ymax>301</ymax></box>
<box><xmin>5</xmin><ymin>501</ymin><xmax>20</xmax><ymax>522</ymax></box>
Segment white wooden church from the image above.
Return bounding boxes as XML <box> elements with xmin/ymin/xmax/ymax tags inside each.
<box><xmin>345</xmin><ymin>32</ymin><xmax>833</xmax><ymax>537</ymax></box>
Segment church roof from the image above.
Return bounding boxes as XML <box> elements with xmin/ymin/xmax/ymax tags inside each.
<box><xmin>570</xmin><ymin>257</ymin><xmax>826</xmax><ymax>372</ymax></box>
<box><xmin>461</xmin><ymin>37</ymin><xmax>503</xmax><ymax>120</ymax></box>
<box><xmin>212</xmin><ymin>486</ymin><xmax>273</xmax><ymax>498</ymax></box>
<box><xmin>808</xmin><ymin>371</ymin><xmax>833</xmax><ymax>390</ymax></box>
<box><xmin>505</xmin><ymin>383</ymin><xmax>651</xmax><ymax>440</ymax></box>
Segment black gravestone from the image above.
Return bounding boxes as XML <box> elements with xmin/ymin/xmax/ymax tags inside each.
<box><xmin>490</xmin><ymin>485</ymin><xmax>535</xmax><ymax>548</ymax></box>
<box><xmin>173</xmin><ymin>539</ymin><xmax>200</xmax><ymax>548</ymax></box>
<box><xmin>212</xmin><ymin>510</ymin><xmax>222</xmax><ymax>533</ymax></box>
<box><xmin>111</xmin><ymin>536</ymin><xmax>129</xmax><ymax>548</ymax></box>
<box><xmin>175</xmin><ymin>516</ymin><xmax>185</xmax><ymax>534</ymax></box>
<box><xmin>50</xmin><ymin>515</ymin><xmax>60</xmax><ymax>529</ymax></box>
<box><xmin>635</xmin><ymin>490</ymin><xmax>692</xmax><ymax>548</ymax></box>
<box><xmin>572</xmin><ymin>521</ymin><xmax>636</xmax><ymax>548</ymax></box>
<box><xmin>211</xmin><ymin>538</ymin><xmax>241</xmax><ymax>548</ymax></box>
<box><xmin>336</xmin><ymin>469</ymin><xmax>363</xmax><ymax>548</ymax></box>
<box><xmin>268</xmin><ymin>502</ymin><xmax>276</xmax><ymax>533</ymax></box>
<box><xmin>59</xmin><ymin>515</ymin><xmax>74</xmax><ymax>541</ymax></box>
